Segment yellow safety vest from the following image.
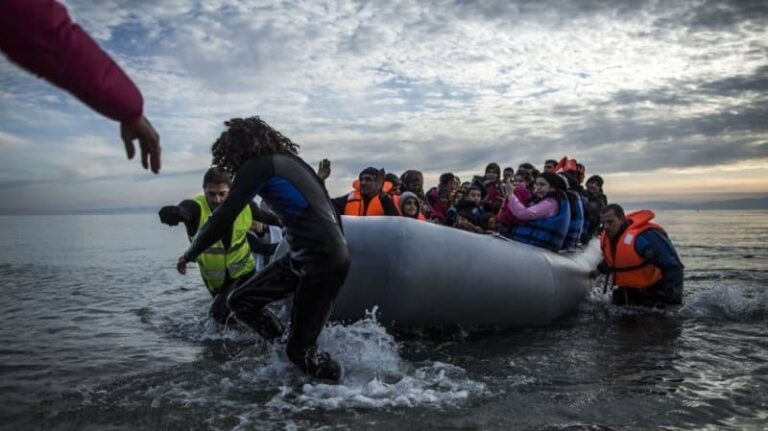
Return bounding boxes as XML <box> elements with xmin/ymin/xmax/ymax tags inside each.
<box><xmin>190</xmin><ymin>195</ymin><xmax>256</xmax><ymax>294</ymax></box>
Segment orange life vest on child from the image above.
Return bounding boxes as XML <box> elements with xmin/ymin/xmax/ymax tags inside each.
<box><xmin>600</xmin><ymin>209</ymin><xmax>665</xmax><ymax>289</ymax></box>
<box><xmin>343</xmin><ymin>180</ymin><xmax>399</xmax><ymax>216</ymax></box>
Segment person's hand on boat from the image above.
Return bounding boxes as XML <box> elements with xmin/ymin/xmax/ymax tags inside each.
<box><xmin>121</xmin><ymin>115</ymin><xmax>161</xmax><ymax>174</ymax></box>
<box><xmin>317</xmin><ymin>159</ymin><xmax>331</xmax><ymax>181</ymax></box>
<box><xmin>176</xmin><ymin>256</ymin><xmax>189</xmax><ymax>274</ymax></box>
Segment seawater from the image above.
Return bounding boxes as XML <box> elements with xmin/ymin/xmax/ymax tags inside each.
<box><xmin>0</xmin><ymin>211</ymin><xmax>766</xmax><ymax>430</ymax></box>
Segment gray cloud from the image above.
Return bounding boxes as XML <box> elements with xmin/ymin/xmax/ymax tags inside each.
<box><xmin>2</xmin><ymin>0</ymin><xmax>767</xmax><ymax>210</ymax></box>
<box><xmin>672</xmin><ymin>0</ymin><xmax>768</xmax><ymax>31</ymax></box>
<box><xmin>544</xmin><ymin>65</ymin><xmax>768</xmax><ymax>173</ymax></box>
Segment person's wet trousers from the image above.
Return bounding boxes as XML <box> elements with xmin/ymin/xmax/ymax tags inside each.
<box><xmin>210</xmin><ymin>254</ymin><xmax>349</xmax><ymax>380</ymax></box>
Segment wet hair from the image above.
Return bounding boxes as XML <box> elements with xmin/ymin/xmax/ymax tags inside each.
<box><xmin>545</xmin><ymin>159</ymin><xmax>557</xmax><ymax>166</ymax></box>
<box><xmin>202</xmin><ymin>167</ymin><xmax>232</xmax><ymax>187</ymax></box>
<box><xmin>211</xmin><ymin>116</ymin><xmax>299</xmax><ymax>173</ymax></box>
<box><xmin>537</xmin><ymin>171</ymin><xmax>567</xmax><ymax>192</ymax></box>
<box><xmin>485</xmin><ymin>162</ymin><xmax>501</xmax><ymax>176</ymax></box>
<box><xmin>503</xmin><ymin>167</ymin><xmax>514</xmax><ymax>175</ymax></box>
<box><xmin>602</xmin><ymin>203</ymin><xmax>625</xmax><ymax>218</ymax></box>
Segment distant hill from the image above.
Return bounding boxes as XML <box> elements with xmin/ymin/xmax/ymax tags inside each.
<box><xmin>2</xmin><ymin>197</ymin><xmax>766</xmax><ymax>215</ymax></box>
<box><xmin>0</xmin><ymin>206</ymin><xmax>158</xmax><ymax>215</ymax></box>
<box><xmin>628</xmin><ymin>196</ymin><xmax>768</xmax><ymax>210</ymax></box>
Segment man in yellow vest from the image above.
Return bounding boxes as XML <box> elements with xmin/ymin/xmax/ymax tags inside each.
<box><xmin>594</xmin><ymin>204</ymin><xmax>684</xmax><ymax>307</ymax></box>
<box><xmin>159</xmin><ymin>167</ymin><xmax>284</xmax><ymax>341</ymax></box>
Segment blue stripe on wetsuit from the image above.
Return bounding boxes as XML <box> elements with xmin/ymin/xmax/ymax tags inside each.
<box><xmin>253</xmin><ymin>177</ymin><xmax>309</xmax><ymax>221</ymax></box>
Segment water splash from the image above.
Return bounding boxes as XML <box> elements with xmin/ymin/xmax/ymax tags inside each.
<box><xmin>586</xmin><ymin>283</ymin><xmax>768</xmax><ymax>320</ymax></box>
<box><xmin>681</xmin><ymin>285</ymin><xmax>768</xmax><ymax>321</ymax></box>
<box><xmin>67</xmin><ymin>307</ymin><xmax>486</xmax><ymax>425</ymax></box>
<box><xmin>255</xmin><ymin>309</ymin><xmax>487</xmax><ymax>412</ymax></box>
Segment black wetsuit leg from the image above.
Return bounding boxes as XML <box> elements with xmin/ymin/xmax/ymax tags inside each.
<box><xmin>222</xmin><ymin>253</ymin><xmax>349</xmax><ymax>360</ymax></box>
<box><xmin>285</xmin><ymin>259</ymin><xmax>350</xmax><ymax>364</ymax></box>
<box><xmin>206</xmin><ymin>267</ymin><xmax>289</xmax><ymax>341</ymax></box>
<box><xmin>225</xmin><ymin>256</ymin><xmax>298</xmax><ymax>312</ymax></box>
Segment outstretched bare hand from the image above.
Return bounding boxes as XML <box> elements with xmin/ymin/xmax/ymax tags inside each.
<box><xmin>317</xmin><ymin>159</ymin><xmax>331</xmax><ymax>180</ymax></box>
<box><xmin>121</xmin><ymin>115</ymin><xmax>161</xmax><ymax>173</ymax></box>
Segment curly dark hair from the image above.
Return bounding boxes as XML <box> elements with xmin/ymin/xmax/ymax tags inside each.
<box><xmin>211</xmin><ymin>116</ymin><xmax>299</xmax><ymax>172</ymax></box>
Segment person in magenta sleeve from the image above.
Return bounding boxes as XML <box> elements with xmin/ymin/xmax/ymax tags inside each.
<box><xmin>0</xmin><ymin>0</ymin><xmax>161</xmax><ymax>173</ymax></box>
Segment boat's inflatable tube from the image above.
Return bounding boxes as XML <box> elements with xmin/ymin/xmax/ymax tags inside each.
<box><xmin>327</xmin><ymin>216</ymin><xmax>603</xmax><ymax>328</ymax></box>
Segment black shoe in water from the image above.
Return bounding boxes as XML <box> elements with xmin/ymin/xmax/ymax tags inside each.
<box><xmin>293</xmin><ymin>349</ymin><xmax>343</xmax><ymax>382</ymax></box>
<box><xmin>239</xmin><ymin>309</ymin><xmax>284</xmax><ymax>343</ymax></box>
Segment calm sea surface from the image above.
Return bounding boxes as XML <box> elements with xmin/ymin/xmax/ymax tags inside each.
<box><xmin>0</xmin><ymin>210</ymin><xmax>766</xmax><ymax>430</ymax></box>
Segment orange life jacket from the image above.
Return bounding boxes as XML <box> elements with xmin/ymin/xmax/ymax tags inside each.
<box><xmin>343</xmin><ymin>180</ymin><xmax>399</xmax><ymax>216</ymax></box>
<box><xmin>554</xmin><ymin>156</ymin><xmax>579</xmax><ymax>174</ymax></box>
<box><xmin>600</xmin><ymin>209</ymin><xmax>665</xmax><ymax>289</ymax></box>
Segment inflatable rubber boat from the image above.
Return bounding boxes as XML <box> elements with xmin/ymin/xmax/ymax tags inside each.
<box><xmin>329</xmin><ymin>216</ymin><xmax>603</xmax><ymax>328</ymax></box>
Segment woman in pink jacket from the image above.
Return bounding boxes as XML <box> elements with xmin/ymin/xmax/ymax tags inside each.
<box><xmin>0</xmin><ymin>0</ymin><xmax>161</xmax><ymax>173</ymax></box>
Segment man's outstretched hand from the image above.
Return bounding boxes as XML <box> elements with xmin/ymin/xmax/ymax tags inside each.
<box><xmin>121</xmin><ymin>115</ymin><xmax>161</xmax><ymax>173</ymax></box>
<box><xmin>317</xmin><ymin>159</ymin><xmax>331</xmax><ymax>181</ymax></box>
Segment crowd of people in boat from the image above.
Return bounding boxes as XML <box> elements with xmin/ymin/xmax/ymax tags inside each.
<box><xmin>324</xmin><ymin>157</ymin><xmax>608</xmax><ymax>252</ymax></box>
<box><xmin>4</xmin><ymin>1</ymin><xmax>685</xmax><ymax>384</ymax></box>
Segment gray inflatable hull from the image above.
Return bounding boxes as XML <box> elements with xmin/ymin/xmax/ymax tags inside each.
<box><xmin>329</xmin><ymin>216</ymin><xmax>603</xmax><ymax>328</ymax></box>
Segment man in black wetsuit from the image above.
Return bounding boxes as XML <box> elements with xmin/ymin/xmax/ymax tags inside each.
<box><xmin>176</xmin><ymin>117</ymin><xmax>350</xmax><ymax>381</ymax></box>
<box><xmin>159</xmin><ymin>167</ymin><xmax>284</xmax><ymax>341</ymax></box>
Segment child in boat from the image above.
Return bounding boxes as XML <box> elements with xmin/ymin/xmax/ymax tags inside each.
<box><xmin>483</xmin><ymin>213</ymin><xmax>497</xmax><ymax>233</ymax></box>
<box><xmin>398</xmin><ymin>191</ymin><xmax>426</xmax><ymax>221</ymax></box>
<box><xmin>446</xmin><ymin>185</ymin><xmax>484</xmax><ymax>227</ymax></box>
<box><xmin>454</xmin><ymin>207</ymin><xmax>485</xmax><ymax>234</ymax></box>
<box><xmin>482</xmin><ymin>162</ymin><xmax>504</xmax><ymax>213</ymax></box>
<box><xmin>428</xmin><ymin>186</ymin><xmax>453</xmax><ymax>224</ymax></box>
<box><xmin>496</xmin><ymin>171</ymin><xmax>533</xmax><ymax>230</ymax></box>
<box><xmin>503</xmin><ymin>167</ymin><xmax>515</xmax><ymax>183</ymax></box>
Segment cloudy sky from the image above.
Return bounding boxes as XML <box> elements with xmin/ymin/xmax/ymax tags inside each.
<box><xmin>1</xmin><ymin>0</ymin><xmax>766</xmax><ymax>213</ymax></box>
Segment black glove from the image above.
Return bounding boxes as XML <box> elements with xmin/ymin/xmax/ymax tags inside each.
<box><xmin>159</xmin><ymin>206</ymin><xmax>184</xmax><ymax>226</ymax></box>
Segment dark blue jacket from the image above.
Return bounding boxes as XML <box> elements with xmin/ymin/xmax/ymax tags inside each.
<box><xmin>562</xmin><ymin>191</ymin><xmax>585</xmax><ymax>250</ymax></box>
